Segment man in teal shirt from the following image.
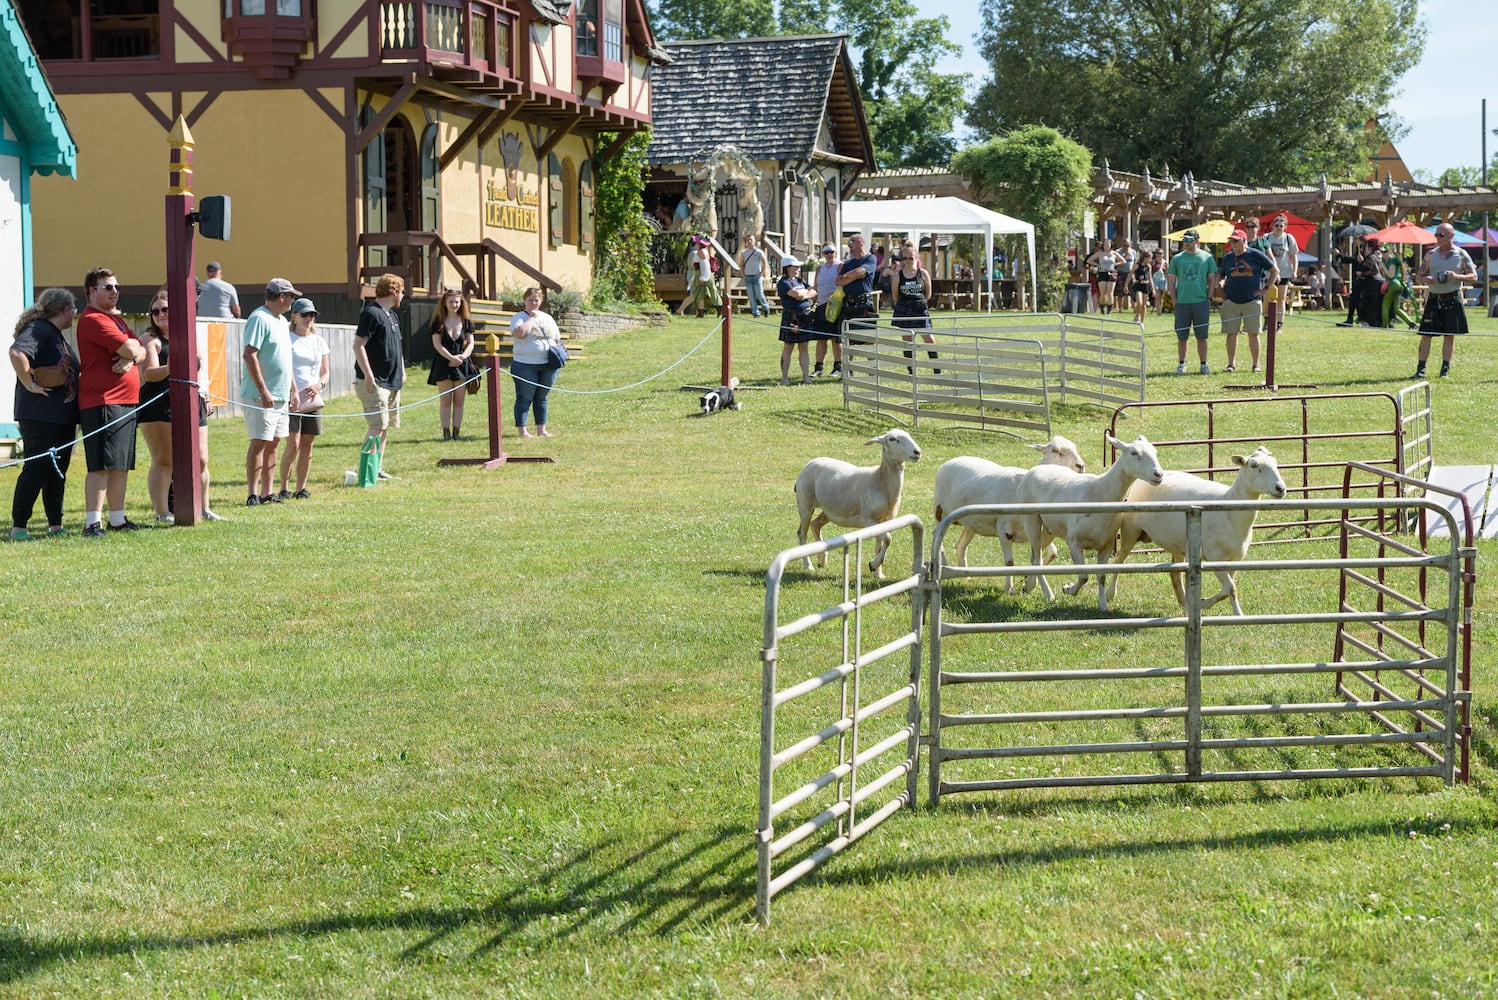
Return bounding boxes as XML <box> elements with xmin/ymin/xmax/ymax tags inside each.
<box><xmin>1165</xmin><ymin>229</ymin><xmax>1220</xmax><ymax>374</ymax></box>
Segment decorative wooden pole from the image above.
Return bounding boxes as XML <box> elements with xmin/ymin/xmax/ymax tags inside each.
<box><xmin>720</xmin><ymin>299</ymin><xmax>732</xmax><ymax>387</ymax></box>
<box><xmin>437</xmin><ymin>332</ymin><xmax>553</xmax><ymax>467</ymax></box>
<box><xmin>166</xmin><ymin>116</ymin><xmax>204</xmax><ymax>524</ymax></box>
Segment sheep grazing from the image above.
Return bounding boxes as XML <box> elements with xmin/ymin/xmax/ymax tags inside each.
<box><xmin>1017</xmin><ymin>433</ymin><xmax>1165</xmax><ymax>611</ymax></box>
<box><xmin>795</xmin><ymin>429</ymin><xmax>922</xmax><ymax>579</ymax></box>
<box><xmin>1106</xmin><ymin>445</ymin><xmax>1287</xmax><ymax>616</ymax></box>
<box><xmin>933</xmin><ymin>436</ymin><xmax>1087</xmax><ymax>592</ymax></box>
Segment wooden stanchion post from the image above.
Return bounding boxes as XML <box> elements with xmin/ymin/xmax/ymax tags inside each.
<box><xmin>438</xmin><ymin>332</ymin><xmax>553</xmax><ymax>467</ymax></box>
<box><xmin>165</xmin><ymin>116</ymin><xmax>204</xmax><ymax>524</ymax></box>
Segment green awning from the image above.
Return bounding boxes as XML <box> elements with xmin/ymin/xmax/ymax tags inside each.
<box><xmin>0</xmin><ymin>4</ymin><xmax>77</xmax><ymax>178</ymax></box>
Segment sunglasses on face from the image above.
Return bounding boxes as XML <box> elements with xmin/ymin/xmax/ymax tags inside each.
<box><xmin>98</xmin><ymin>283</ymin><xmax>121</xmax><ymax>292</ymax></box>
<box><xmin>150</xmin><ymin>306</ymin><xmax>168</xmax><ymax>315</ymax></box>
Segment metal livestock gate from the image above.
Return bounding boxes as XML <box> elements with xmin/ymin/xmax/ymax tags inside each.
<box><xmin>758</xmin><ymin>480</ymin><xmax>1472</xmax><ymax>923</ymax></box>
<box><xmin>757</xmin><ymin>517</ymin><xmax>925</xmax><ymax>926</ymax></box>
<box><xmin>840</xmin><ymin>313</ymin><xmax>1146</xmax><ymax>437</ymax></box>
<box><xmin>926</xmin><ymin>493</ymin><xmax>1471</xmax><ymax>803</ymax></box>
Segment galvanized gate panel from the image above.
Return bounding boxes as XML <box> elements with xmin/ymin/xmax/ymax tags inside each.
<box><xmin>758</xmin><ymin>516</ymin><xmax>925</xmax><ymax>925</ymax></box>
<box><xmin>927</xmin><ymin>495</ymin><xmax>1471</xmax><ymax>802</ymax></box>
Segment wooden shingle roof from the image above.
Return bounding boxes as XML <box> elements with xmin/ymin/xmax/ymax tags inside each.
<box><xmin>646</xmin><ymin>34</ymin><xmax>874</xmax><ymax>170</ymax></box>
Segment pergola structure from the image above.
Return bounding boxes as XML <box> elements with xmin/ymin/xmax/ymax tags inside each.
<box><xmin>856</xmin><ymin>166</ymin><xmax>1498</xmax><ymax>252</ymax></box>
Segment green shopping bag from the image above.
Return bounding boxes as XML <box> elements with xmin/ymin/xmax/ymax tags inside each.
<box><xmin>357</xmin><ymin>435</ymin><xmax>383</xmax><ymax>487</ymax></box>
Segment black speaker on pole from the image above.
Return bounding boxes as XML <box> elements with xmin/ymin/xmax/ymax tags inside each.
<box><xmin>196</xmin><ymin>195</ymin><xmax>231</xmax><ymax>241</ymax></box>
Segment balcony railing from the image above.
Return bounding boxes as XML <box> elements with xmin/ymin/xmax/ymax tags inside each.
<box><xmin>379</xmin><ymin>0</ymin><xmax>513</xmax><ymax>78</ymax></box>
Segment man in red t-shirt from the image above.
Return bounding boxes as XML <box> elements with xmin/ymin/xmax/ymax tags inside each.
<box><xmin>76</xmin><ymin>267</ymin><xmax>147</xmax><ymax>536</ymax></box>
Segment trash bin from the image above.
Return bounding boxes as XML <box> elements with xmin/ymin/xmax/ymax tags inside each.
<box><xmin>1061</xmin><ymin>282</ymin><xmax>1091</xmax><ymax>314</ymax></box>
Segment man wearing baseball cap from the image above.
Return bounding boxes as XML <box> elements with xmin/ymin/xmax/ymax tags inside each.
<box><xmin>240</xmin><ymin>278</ymin><xmax>300</xmax><ymax>505</ymax></box>
<box><xmin>197</xmin><ymin>261</ymin><xmax>240</xmax><ymax>319</ymax></box>
<box><xmin>1165</xmin><ymin>229</ymin><xmax>1219</xmax><ymax>375</ymax></box>
<box><xmin>1218</xmin><ymin>228</ymin><xmax>1278</xmax><ymax>373</ymax></box>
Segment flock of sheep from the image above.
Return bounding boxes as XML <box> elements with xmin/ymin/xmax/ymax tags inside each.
<box><xmin>794</xmin><ymin>428</ymin><xmax>1288</xmax><ymax>615</ymax></box>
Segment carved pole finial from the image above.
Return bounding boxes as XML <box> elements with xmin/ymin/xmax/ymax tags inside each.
<box><xmin>168</xmin><ymin>115</ymin><xmax>195</xmax><ymax>195</ymax></box>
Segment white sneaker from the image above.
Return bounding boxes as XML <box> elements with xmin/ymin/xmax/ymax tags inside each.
<box><xmin>1199</xmin><ymin>363</ymin><xmax>1211</xmax><ymax>375</ymax></box>
<box><xmin>202</xmin><ymin>509</ymin><xmax>223</xmax><ymax>522</ymax></box>
<box><xmin>1174</xmin><ymin>363</ymin><xmax>1186</xmax><ymax>375</ymax></box>
<box><xmin>154</xmin><ymin>513</ymin><xmax>175</xmax><ymax>525</ymax></box>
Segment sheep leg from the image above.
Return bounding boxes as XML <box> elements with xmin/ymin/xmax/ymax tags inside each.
<box><xmin>1060</xmin><ymin>538</ymin><xmax>1091</xmax><ymax>596</ymax></box>
<box><xmin>797</xmin><ymin>504</ymin><xmax>816</xmax><ymax>570</ymax></box>
<box><xmin>1022</xmin><ymin>515</ymin><xmax>1054</xmax><ymax>598</ymax></box>
<box><xmin>997</xmin><ymin>532</ymin><xmax>1016</xmax><ymax>594</ymax></box>
<box><xmin>954</xmin><ymin>526</ymin><xmax>976</xmax><ymax>568</ymax></box>
<box><xmin>1106</xmin><ymin>530</ymin><xmax>1143</xmax><ymax>606</ymax></box>
<box><xmin>867</xmin><ymin>531</ymin><xmax>891</xmax><ymax>580</ymax></box>
<box><xmin>810</xmin><ymin>514</ymin><xmax>830</xmax><ymax>568</ymax></box>
<box><xmin>1200</xmin><ymin>570</ymin><xmax>1242</xmax><ymax>615</ymax></box>
<box><xmin>1095</xmin><ymin>550</ymin><xmax>1112</xmax><ymax>612</ymax></box>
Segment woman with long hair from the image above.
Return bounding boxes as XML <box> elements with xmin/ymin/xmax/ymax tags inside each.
<box><xmin>1086</xmin><ymin>239</ymin><xmax>1120</xmax><ymax>314</ymax></box>
<box><xmin>137</xmin><ymin>290</ymin><xmax>217</xmax><ymax>523</ymax></box>
<box><xmin>426</xmin><ymin>289</ymin><xmax>478</xmax><ymax>440</ymax></box>
<box><xmin>7</xmin><ymin>288</ymin><xmax>79</xmax><ymax>539</ymax></box>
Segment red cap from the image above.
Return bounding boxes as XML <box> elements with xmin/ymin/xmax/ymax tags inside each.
<box><xmin>1230</xmin><ymin>229</ymin><xmax>1248</xmax><ymax>241</ymax></box>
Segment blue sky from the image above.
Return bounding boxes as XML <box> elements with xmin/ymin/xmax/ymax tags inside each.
<box><xmin>934</xmin><ymin>0</ymin><xmax>1498</xmax><ymax>180</ymax></box>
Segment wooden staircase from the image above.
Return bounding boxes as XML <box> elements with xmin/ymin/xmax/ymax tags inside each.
<box><xmin>468</xmin><ymin>298</ymin><xmax>583</xmax><ymax>366</ymax></box>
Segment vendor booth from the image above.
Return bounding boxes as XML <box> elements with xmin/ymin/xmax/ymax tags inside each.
<box><xmin>842</xmin><ymin>197</ymin><xmax>1037</xmax><ymax>311</ymax></box>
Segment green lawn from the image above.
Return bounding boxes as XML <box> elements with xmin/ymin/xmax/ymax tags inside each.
<box><xmin>2</xmin><ymin>305</ymin><xmax>1496</xmax><ymax>998</ymax></box>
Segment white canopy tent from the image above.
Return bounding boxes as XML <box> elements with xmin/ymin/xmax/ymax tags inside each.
<box><xmin>841</xmin><ymin>197</ymin><xmax>1037</xmax><ymax>311</ymax></box>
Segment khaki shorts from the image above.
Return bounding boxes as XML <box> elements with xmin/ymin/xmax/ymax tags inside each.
<box><xmin>357</xmin><ymin>380</ymin><xmax>400</xmax><ymax>432</ymax></box>
<box><xmin>1219</xmin><ymin>298</ymin><xmax>1263</xmax><ymax>337</ymax></box>
<box><xmin>243</xmin><ymin>402</ymin><xmax>289</xmax><ymax>442</ymax></box>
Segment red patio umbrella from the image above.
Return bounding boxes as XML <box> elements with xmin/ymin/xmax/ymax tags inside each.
<box><xmin>1245</xmin><ymin>211</ymin><xmax>1316</xmax><ymax>247</ymax></box>
<box><xmin>1371</xmin><ymin>220</ymin><xmax>1438</xmax><ymax>245</ymax></box>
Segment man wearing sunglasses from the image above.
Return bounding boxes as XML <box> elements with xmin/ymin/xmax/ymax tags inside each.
<box><xmin>76</xmin><ymin>267</ymin><xmax>147</xmax><ymax>536</ymax></box>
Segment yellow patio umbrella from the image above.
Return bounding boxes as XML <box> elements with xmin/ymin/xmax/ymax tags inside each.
<box><xmin>1164</xmin><ymin>218</ymin><xmax>1238</xmax><ymax>244</ymax></box>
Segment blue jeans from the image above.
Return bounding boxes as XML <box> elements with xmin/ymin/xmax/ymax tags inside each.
<box><xmin>510</xmin><ymin>361</ymin><xmax>558</xmax><ymax>427</ymax></box>
<box><xmin>744</xmin><ymin>275</ymin><xmax>770</xmax><ymax>316</ymax></box>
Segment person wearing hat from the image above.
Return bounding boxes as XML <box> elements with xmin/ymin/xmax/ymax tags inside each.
<box><xmin>277</xmin><ymin>297</ymin><xmax>330</xmax><ymax>499</ymax></box>
<box><xmin>1218</xmin><ymin>228</ymin><xmax>1278</xmax><ymax>373</ymax></box>
<box><xmin>241</xmin><ymin>277</ymin><xmax>300</xmax><ymax>506</ymax></box>
<box><xmin>810</xmin><ymin>243</ymin><xmax>845</xmax><ymax>377</ymax></box>
<box><xmin>776</xmin><ymin>256</ymin><xmax>818</xmax><ymax>384</ymax></box>
<box><xmin>1165</xmin><ymin>229</ymin><xmax>1220</xmax><ymax>375</ymax></box>
<box><xmin>197</xmin><ymin>261</ymin><xmax>240</xmax><ymax>319</ymax></box>
<box><xmin>676</xmin><ymin>236</ymin><xmax>721</xmax><ymax>317</ymax></box>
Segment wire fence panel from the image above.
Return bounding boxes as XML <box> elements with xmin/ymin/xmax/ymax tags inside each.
<box><xmin>758</xmin><ymin>516</ymin><xmax>925</xmax><ymax>926</ymax></box>
<box><xmin>926</xmin><ymin>494</ymin><xmax>1471</xmax><ymax>803</ymax></box>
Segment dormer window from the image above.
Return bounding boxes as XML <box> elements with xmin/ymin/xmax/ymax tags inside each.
<box><xmin>576</xmin><ymin>0</ymin><xmax>623</xmax><ymax>94</ymax></box>
<box><xmin>222</xmin><ymin>0</ymin><xmax>312</xmax><ymax>79</ymax></box>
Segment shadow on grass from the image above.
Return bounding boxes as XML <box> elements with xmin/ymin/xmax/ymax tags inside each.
<box><xmin>766</xmin><ymin>408</ymin><xmax>899</xmax><ymax>437</ymax></box>
<box><xmin>808</xmin><ymin>812</ymin><xmax>1491</xmax><ymax>891</ymax></box>
<box><xmin>0</xmin><ymin>824</ymin><xmax>755</xmax><ymax>983</ymax></box>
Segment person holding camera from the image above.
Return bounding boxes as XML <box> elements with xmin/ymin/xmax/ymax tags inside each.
<box><xmin>1412</xmin><ymin>224</ymin><xmax>1478</xmax><ymax>379</ymax></box>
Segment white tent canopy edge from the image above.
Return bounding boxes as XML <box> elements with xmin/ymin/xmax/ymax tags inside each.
<box><xmin>840</xmin><ymin>197</ymin><xmax>1038</xmax><ymax>311</ymax></box>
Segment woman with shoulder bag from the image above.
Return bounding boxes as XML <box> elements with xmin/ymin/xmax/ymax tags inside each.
<box><xmin>276</xmin><ymin>298</ymin><xmax>330</xmax><ymax>499</ymax></box>
<box><xmin>509</xmin><ymin>287</ymin><xmax>563</xmax><ymax>438</ymax></box>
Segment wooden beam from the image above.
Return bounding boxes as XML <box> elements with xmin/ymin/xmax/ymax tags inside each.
<box><xmin>596</xmin><ymin>129</ymin><xmax>637</xmax><ymax>165</ymax></box>
<box><xmin>475</xmin><ymin>102</ymin><xmax>523</xmax><ymax>151</ymax></box>
<box><xmin>440</xmin><ymin>107</ymin><xmax>503</xmax><ymax>172</ymax></box>
<box><xmin>413</xmin><ymin>75</ymin><xmax>511</xmax><ymax>111</ymax></box>
<box><xmin>537</xmin><ymin>117</ymin><xmax>580</xmax><ymax>159</ymax></box>
<box><xmin>352</xmin><ymin>77</ymin><xmax>418</xmax><ymax>154</ymax></box>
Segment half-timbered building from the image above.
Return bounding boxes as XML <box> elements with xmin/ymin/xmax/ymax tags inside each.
<box><xmin>16</xmin><ymin>0</ymin><xmax>661</xmax><ymax>315</ymax></box>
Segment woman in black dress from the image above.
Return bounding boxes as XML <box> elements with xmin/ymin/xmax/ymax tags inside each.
<box><xmin>8</xmin><ymin>288</ymin><xmax>79</xmax><ymax>539</ymax></box>
<box><xmin>890</xmin><ymin>251</ymin><xmax>939</xmax><ymax>373</ymax></box>
<box><xmin>776</xmin><ymin>257</ymin><xmax>817</xmax><ymax>384</ymax></box>
<box><xmin>427</xmin><ymin>290</ymin><xmax>478</xmax><ymax>440</ymax></box>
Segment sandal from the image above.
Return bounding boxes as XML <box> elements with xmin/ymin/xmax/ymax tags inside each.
<box><xmin>1224</xmin><ymin>364</ymin><xmax>1236</xmax><ymax>373</ymax></box>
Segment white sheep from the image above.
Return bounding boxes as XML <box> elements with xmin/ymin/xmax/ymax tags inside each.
<box><xmin>795</xmin><ymin>429</ymin><xmax>923</xmax><ymax>579</ymax></box>
<box><xmin>933</xmin><ymin>436</ymin><xmax>1087</xmax><ymax>592</ymax></box>
<box><xmin>1018</xmin><ymin>433</ymin><xmax>1165</xmax><ymax>611</ymax></box>
<box><xmin>1106</xmin><ymin>446</ymin><xmax>1287</xmax><ymax>615</ymax></box>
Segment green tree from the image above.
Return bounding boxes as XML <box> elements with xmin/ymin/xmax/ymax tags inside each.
<box><xmin>952</xmin><ymin>126</ymin><xmax>1092</xmax><ymax>311</ymax></box>
<box><xmin>969</xmin><ymin>0</ymin><xmax>1424</xmax><ymax>184</ymax></box>
<box><xmin>647</xmin><ymin>0</ymin><xmax>968</xmax><ymax>167</ymax></box>
<box><xmin>593</xmin><ymin>131</ymin><xmax>657</xmax><ymax>305</ymax></box>
<box><xmin>650</xmin><ymin>0</ymin><xmax>775</xmax><ymax>39</ymax></box>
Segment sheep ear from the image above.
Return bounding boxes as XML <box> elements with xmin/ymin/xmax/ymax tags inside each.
<box><xmin>1028</xmin><ymin>442</ymin><xmax>1046</xmax><ymax>453</ymax></box>
<box><xmin>1232</xmin><ymin>454</ymin><xmax>1247</xmax><ymax>467</ymax></box>
<box><xmin>1104</xmin><ymin>433</ymin><xmax>1124</xmax><ymax>449</ymax></box>
<box><xmin>865</xmin><ymin>435</ymin><xmax>883</xmax><ymax>446</ymax></box>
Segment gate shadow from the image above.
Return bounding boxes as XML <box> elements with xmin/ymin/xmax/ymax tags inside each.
<box><xmin>0</xmin><ymin>823</ymin><xmax>754</xmax><ymax>984</ymax></box>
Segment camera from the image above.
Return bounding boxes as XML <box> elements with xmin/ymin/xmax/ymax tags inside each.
<box><xmin>1438</xmin><ymin>270</ymin><xmax>1451</xmax><ymax>283</ymax></box>
<box><xmin>890</xmin><ymin>254</ymin><xmax>904</xmax><ymax>262</ymax></box>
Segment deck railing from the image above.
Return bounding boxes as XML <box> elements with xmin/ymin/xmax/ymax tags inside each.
<box><xmin>378</xmin><ymin>0</ymin><xmax>513</xmax><ymax>76</ymax></box>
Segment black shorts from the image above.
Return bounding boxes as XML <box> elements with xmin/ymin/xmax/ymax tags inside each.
<box><xmin>80</xmin><ymin>404</ymin><xmax>137</xmax><ymax>472</ymax></box>
<box><xmin>138</xmin><ymin>391</ymin><xmax>209</xmax><ymax>426</ymax></box>
<box><xmin>289</xmin><ymin>411</ymin><xmax>323</xmax><ymax>436</ymax></box>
